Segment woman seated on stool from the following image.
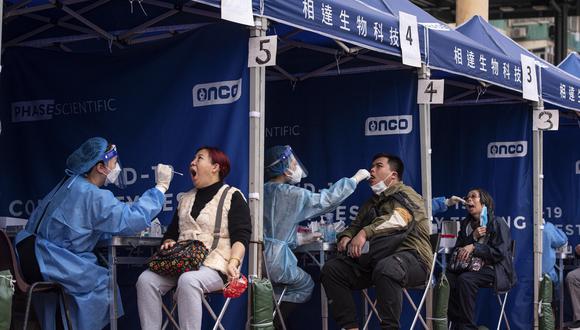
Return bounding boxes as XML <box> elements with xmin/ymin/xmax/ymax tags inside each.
<box><xmin>447</xmin><ymin>188</ymin><xmax>516</xmax><ymax>330</ymax></box>
<box><xmin>136</xmin><ymin>146</ymin><xmax>251</xmax><ymax>330</ymax></box>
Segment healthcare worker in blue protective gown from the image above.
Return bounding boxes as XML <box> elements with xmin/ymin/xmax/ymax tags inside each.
<box><xmin>15</xmin><ymin>137</ymin><xmax>174</xmax><ymax>330</ymax></box>
<box><xmin>263</xmin><ymin>145</ymin><xmax>370</xmax><ymax>326</ymax></box>
<box><xmin>432</xmin><ymin>195</ymin><xmax>465</xmax><ymax>215</ymax></box>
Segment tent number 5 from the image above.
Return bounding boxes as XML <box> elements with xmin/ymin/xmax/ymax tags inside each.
<box><xmin>255</xmin><ymin>40</ymin><xmax>271</xmax><ymax>65</ymax></box>
<box><xmin>248</xmin><ymin>36</ymin><xmax>277</xmax><ymax>68</ymax></box>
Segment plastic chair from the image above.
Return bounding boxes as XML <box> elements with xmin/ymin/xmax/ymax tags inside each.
<box><xmin>161</xmin><ymin>288</ymin><xmax>232</xmax><ymax>330</ymax></box>
<box><xmin>494</xmin><ymin>240</ymin><xmax>516</xmax><ymax>330</ymax></box>
<box><xmin>0</xmin><ymin>229</ymin><xmax>72</xmax><ymax>330</ymax></box>
<box><xmin>362</xmin><ymin>233</ymin><xmax>440</xmax><ymax>330</ymax></box>
<box><xmin>447</xmin><ymin>239</ymin><xmax>516</xmax><ymax>330</ymax></box>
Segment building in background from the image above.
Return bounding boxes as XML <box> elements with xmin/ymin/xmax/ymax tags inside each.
<box><xmin>491</xmin><ymin>17</ymin><xmax>580</xmax><ymax>64</ymax></box>
<box><xmin>413</xmin><ymin>0</ymin><xmax>580</xmax><ymax>65</ymax></box>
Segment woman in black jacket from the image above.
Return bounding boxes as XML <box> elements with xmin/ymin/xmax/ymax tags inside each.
<box><xmin>447</xmin><ymin>188</ymin><xmax>516</xmax><ymax>330</ymax></box>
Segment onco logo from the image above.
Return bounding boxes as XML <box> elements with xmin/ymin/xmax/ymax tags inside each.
<box><xmin>487</xmin><ymin>141</ymin><xmax>528</xmax><ymax>158</ymax></box>
<box><xmin>192</xmin><ymin>79</ymin><xmax>242</xmax><ymax>107</ymax></box>
<box><xmin>365</xmin><ymin>115</ymin><xmax>413</xmax><ymax>136</ymax></box>
<box><xmin>576</xmin><ymin>160</ymin><xmax>580</xmax><ymax>174</ymax></box>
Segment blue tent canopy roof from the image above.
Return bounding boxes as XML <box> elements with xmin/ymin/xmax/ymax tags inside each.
<box><xmin>559</xmin><ymin>52</ymin><xmax>580</xmax><ymax>77</ymax></box>
<box><xmin>4</xmin><ymin>0</ymin><xmax>578</xmax><ymax>111</ymax></box>
<box><xmin>456</xmin><ymin>15</ymin><xmax>580</xmax><ymax>112</ymax></box>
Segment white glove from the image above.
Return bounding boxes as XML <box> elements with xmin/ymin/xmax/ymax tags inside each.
<box><xmin>445</xmin><ymin>195</ymin><xmax>465</xmax><ymax>207</ymax></box>
<box><xmin>155</xmin><ymin>164</ymin><xmax>173</xmax><ymax>193</ymax></box>
<box><xmin>351</xmin><ymin>169</ymin><xmax>371</xmax><ymax>184</ymax></box>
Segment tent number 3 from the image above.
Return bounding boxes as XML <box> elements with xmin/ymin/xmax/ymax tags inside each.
<box><xmin>526</xmin><ymin>65</ymin><xmax>532</xmax><ymax>83</ymax></box>
<box><xmin>538</xmin><ymin>111</ymin><xmax>553</xmax><ymax>130</ymax></box>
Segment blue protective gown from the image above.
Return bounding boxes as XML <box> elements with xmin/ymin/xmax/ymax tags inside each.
<box><xmin>263</xmin><ymin>177</ymin><xmax>356</xmax><ymax>303</ymax></box>
<box><xmin>432</xmin><ymin>196</ymin><xmax>448</xmax><ymax>215</ymax></box>
<box><xmin>15</xmin><ymin>176</ymin><xmax>164</xmax><ymax>330</ymax></box>
<box><xmin>542</xmin><ymin>221</ymin><xmax>567</xmax><ymax>284</ymax></box>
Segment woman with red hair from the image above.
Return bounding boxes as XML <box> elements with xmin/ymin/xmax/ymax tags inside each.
<box><xmin>136</xmin><ymin>146</ymin><xmax>251</xmax><ymax>330</ymax></box>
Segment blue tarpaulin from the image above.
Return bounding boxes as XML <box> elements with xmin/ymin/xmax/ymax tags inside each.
<box><xmin>559</xmin><ymin>52</ymin><xmax>580</xmax><ymax>75</ymax></box>
<box><xmin>543</xmin><ymin>53</ymin><xmax>580</xmax><ymax>248</ymax></box>
<box><xmin>0</xmin><ymin>23</ymin><xmax>250</xmax><ymax>330</ymax></box>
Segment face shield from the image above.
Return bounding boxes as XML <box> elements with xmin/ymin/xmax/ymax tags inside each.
<box><xmin>265</xmin><ymin>145</ymin><xmax>308</xmax><ymax>183</ymax></box>
<box><xmin>103</xmin><ymin>145</ymin><xmax>127</xmax><ymax>189</ymax></box>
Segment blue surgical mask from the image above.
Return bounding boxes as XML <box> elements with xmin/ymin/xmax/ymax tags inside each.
<box><xmin>480</xmin><ymin>205</ymin><xmax>488</xmax><ymax>227</ymax></box>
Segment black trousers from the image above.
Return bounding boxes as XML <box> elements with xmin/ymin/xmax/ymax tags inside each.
<box><xmin>446</xmin><ymin>267</ymin><xmax>495</xmax><ymax>330</ymax></box>
<box><xmin>321</xmin><ymin>250</ymin><xmax>428</xmax><ymax>329</ymax></box>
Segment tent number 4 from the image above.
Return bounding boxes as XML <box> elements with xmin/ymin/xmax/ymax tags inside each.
<box><xmin>417</xmin><ymin>79</ymin><xmax>444</xmax><ymax>104</ymax></box>
<box><xmin>406</xmin><ymin>26</ymin><xmax>413</xmax><ymax>46</ymax></box>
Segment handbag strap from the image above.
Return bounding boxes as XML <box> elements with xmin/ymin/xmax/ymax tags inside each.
<box><xmin>211</xmin><ymin>186</ymin><xmax>232</xmax><ymax>250</ymax></box>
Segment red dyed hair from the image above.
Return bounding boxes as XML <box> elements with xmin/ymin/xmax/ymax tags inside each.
<box><xmin>197</xmin><ymin>146</ymin><xmax>231</xmax><ymax>180</ymax></box>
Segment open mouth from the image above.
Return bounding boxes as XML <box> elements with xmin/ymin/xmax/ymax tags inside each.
<box><xmin>190</xmin><ymin>168</ymin><xmax>197</xmax><ymax>178</ymax></box>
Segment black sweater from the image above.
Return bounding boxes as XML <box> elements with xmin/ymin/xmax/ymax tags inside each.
<box><xmin>162</xmin><ymin>181</ymin><xmax>252</xmax><ymax>248</ymax></box>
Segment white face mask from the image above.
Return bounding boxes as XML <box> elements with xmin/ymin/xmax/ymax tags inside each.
<box><xmin>105</xmin><ymin>163</ymin><xmax>122</xmax><ymax>185</ymax></box>
<box><xmin>371</xmin><ymin>180</ymin><xmax>387</xmax><ymax>195</ymax></box>
<box><xmin>287</xmin><ymin>165</ymin><xmax>303</xmax><ymax>184</ymax></box>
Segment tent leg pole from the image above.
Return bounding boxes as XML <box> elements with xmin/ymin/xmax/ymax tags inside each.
<box><xmin>418</xmin><ymin>64</ymin><xmax>433</xmax><ymax>329</ymax></box>
<box><xmin>532</xmin><ymin>99</ymin><xmax>544</xmax><ymax>330</ymax></box>
<box><xmin>247</xmin><ymin>16</ymin><xmax>268</xmax><ymax>330</ymax></box>
<box><xmin>0</xmin><ymin>0</ymin><xmax>3</xmax><ymax>71</ymax></box>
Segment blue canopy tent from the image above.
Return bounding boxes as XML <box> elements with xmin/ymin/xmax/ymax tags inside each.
<box><xmin>0</xmin><ymin>0</ymin><xmax>463</xmax><ymax>328</ymax></box>
<box><xmin>3</xmin><ymin>0</ymin><xmax>576</xmax><ymax>329</ymax></box>
<box><xmin>453</xmin><ymin>15</ymin><xmax>580</xmax><ymax>329</ymax></box>
<box><xmin>560</xmin><ymin>52</ymin><xmax>580</xmax><ymax>74</ymax></box>
<box><xmin>551</xmin><ymin>54</ymin><xmax>580</xmax><ymax>250</ymax></box>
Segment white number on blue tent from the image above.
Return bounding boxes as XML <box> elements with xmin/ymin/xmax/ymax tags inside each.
<box><xmin>398</xmin><ymin>11</ymin><xmax>421</xmax><ymax>68</ymax></box>
<box><xmin>248</xmin><ymin>36</ymin><xmax>277</xmax><ymax>68</ymax></box>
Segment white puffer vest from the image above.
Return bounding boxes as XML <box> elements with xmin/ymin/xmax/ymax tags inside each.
<box><xmin>177</xmin><ymin>184</ymin><xmax>239</xmax><ymax>275</ymax></box>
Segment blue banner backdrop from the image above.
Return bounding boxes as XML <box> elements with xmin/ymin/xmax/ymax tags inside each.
<box><xmin>543</xmin><ymin>121</ymin><xmax>580</xmax><ymax>247</ymax></box>
<box><xmin>266</xmin><ymin>69</ymin><xmax>421</xmax><ymax>328</ymax></box>
<box><xmin>0</xmin><ymin>23</ymin><xmax>249</xmax><ymax>329</ymax></box>
<box><xmin>431</xmin><ymin>103</ymin><xmax>533</xmax><ymax>329</ymax></box>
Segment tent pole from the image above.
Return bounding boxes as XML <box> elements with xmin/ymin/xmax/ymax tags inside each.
<box><xmin>1</xmin><ymin>0</ymin><xmax>3</xmax><ymax>72</ymax></box>
<box><xmin>418</xmin><ymin>64</ymin><xmax>433</xmax><ymax>329</ymax></box>
<box><xmin>418</xmin><ymin>64</ymin><xmax>433</xmax><ymax>227</ymax></box>
<box><xmin>248</xmin><ymin>15</ymin><xmax>267</xmax><ymax>325</ymax></box>
<box><xmin>532</xmin><ymin>99</ymin><xmax>544</xmax><ymax>330</ymax></box>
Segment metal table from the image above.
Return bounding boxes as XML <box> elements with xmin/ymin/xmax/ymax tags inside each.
<box><xmin>294</xmin><ymin>241</ymin><xmax>336</xmax><ymax>330</ymax></box>
<box><xmin>98</xmin><ymin>236</ymin><xmax>162</xmax><ymax>330</ymax></box>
